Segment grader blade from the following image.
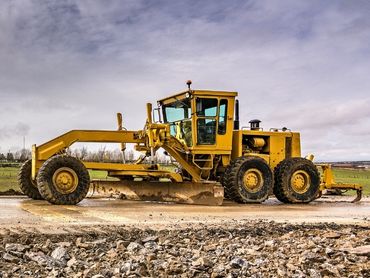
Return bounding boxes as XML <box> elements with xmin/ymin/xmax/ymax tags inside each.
<box><xmin>88</xmin><ymin>180</ymin><xmax>224</xmax><ymax>206</ymax></box>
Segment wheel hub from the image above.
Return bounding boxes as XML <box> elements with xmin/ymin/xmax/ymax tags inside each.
<box><xmin>243</xmin><ymin>169</ymin><xmax>263</xmax><ymax>193</ymax></box>
<box><xmin>52</xmin><ymin>167</ymin><xmax>79</xmax><ymax>194</ymax></box>
<box><xmin>291</xmin><ymin>170</ymin><xmax>310</xmax><ymax>193</ymax></box>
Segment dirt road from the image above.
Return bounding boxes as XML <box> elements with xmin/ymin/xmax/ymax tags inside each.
<box><xmin>0</xmin><ymin>196</ymin><xmax>369</xmax><ymax>232</ymax></box>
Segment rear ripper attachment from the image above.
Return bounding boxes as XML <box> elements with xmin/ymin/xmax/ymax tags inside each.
<box><xmin>316</xmin><ymin>164</ymin><xmax>363</xmax><ymax>203</ymax></box>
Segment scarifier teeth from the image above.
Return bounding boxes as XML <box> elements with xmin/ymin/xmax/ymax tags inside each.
<box><xmin>351</xmin><ymin>190</ymin><xmax>362</xmax><ymax>203</ymax></box>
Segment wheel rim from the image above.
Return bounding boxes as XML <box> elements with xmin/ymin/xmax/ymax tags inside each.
<box><xmin>290</xmin><ymin>170</ymin><xmax>310</xmax><ymax>194</ymax></box>
<box><xmin>242</xmin><ymin>169</ymin><xmax>264</xmax><ymax>193</ymax></box>
<box><xmin>52</xmin><ymin>167</ymin><xmax>79</xmax><ymax>194</ymax></box>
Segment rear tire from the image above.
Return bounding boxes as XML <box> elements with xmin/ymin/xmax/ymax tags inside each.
<box><xmin>37</xmin><ymin>155</ymin><xmax>90</xmax><ymax>205</ymax></box>
<box><xmin>222</xmin><ymin>156</ymin><xmax>273</xmax><ymax>203</ymax></box>
<box><xmin>18</xmin><ymin>160</ymin><xmax>43</xmax><ymax>200</ymax></box>
<box><xmin>273</xmin><ymin>158</ymin><xmax>320</xmax><ymax>203</ymax></box>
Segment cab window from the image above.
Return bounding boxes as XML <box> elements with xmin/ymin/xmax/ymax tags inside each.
<box><xmin>163</xmin><ymin>98</ymin><xmax>191</xmax><ymax>136</ymax></box>
<box><xmin>218</xmin><ymin>99</ymin><xmax>227</xmax><ymax>135</ymax></box>
<box><xmin>196</xmin><ymin>98</ymin><xmax>218</xmax><ymax>145</ymax></box>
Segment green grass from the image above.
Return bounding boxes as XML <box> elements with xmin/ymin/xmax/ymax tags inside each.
<box><xmin>0</xmin><ymin>167</ymin><xmax>20</xmax><ymax>191</ymax></box>
<box><xmin>1</xmin><ymin>166</ymin><xmax>369</xmax><ymax>196</ymax></box>
<box><xmin>331</xmin><ymin>168</ymin><xmax>370</xmax><ymax>195</ymax></box>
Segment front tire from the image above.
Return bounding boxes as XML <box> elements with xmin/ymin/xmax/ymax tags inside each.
<box><xmin>37</xmin><ymin>155</ymin><xmax>90</xmax><ymax>205</ymax></box>
<box><xmin>222</xmin><ymin>156</ymin><xmax>273</xmax><ymax>203</ymax></box>
<box><xmin>18</xmin><ymin>160</ymin><xmax>43</xmax><ymax>200</ymax></box>
<box><xmin>273</xmin><ymin>158</ymin><xmax>320</xmax><ymax>203</ymax></box>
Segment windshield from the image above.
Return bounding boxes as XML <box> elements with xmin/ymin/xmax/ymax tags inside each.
<box><xmin>163</xmin><ymin>98</ymin><xmax>192</xmax><ymax>123</ymax></box>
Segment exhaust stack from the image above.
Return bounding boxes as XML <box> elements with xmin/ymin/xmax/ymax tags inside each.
<box><xmin>234</xmin><ymin>99</ymin><xmax>239</xmax><ymax>130</ymax></box>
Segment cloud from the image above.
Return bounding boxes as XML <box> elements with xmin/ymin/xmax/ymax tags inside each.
<box><xmin>0</xmin><ymin>0</ymin><xmax>369</xmax><ymax>160</ymax></box>
<box><xmin>0</xmin><ymin>122</ymin><xmax>30</xmax><ymax>151</ymax></box>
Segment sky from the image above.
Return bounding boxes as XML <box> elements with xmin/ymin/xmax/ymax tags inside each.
<box><xmin>0</xmin><ymin>0</ymin><xmax>369</xmax><ymax>161</ymax></box>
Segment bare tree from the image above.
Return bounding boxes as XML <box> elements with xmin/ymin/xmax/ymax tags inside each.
<box><xmin>97</xmin><ymin>146</ymin><xmax>106</xmax><ymax>162</ymax></box>
<box><xmin>6</xmin><ymin>152</ymin><xmax>14</xmax><ymax>162</ymax></box>
<box><xmin>19</xmin><ymin>149</ymin><xmax>31</xmax><ymax>162</ymax></box>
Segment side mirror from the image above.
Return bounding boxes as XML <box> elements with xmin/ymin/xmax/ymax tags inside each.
<box><xmin>153</xmin><ymin>108</ymin><xmax>162</xmax><ymax>123</ymax></box>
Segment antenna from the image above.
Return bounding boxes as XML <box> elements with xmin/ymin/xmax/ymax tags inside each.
<box><xmin>186</xmin><ymin>80</ymin><xmax>192</xmax><ymax>90</ymax></box>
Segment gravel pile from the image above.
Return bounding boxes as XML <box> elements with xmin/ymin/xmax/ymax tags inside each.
<box><xmin>0</xmin><ymin>221</ymin><xmax>369</xmax><ymax>277</ymax></box>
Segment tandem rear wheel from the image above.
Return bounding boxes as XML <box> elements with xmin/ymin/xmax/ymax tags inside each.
<box><xmin>222</xmin><ymin>156</ymin><xmax>273</xmax><ymax>203</ymax></box>
<box><xmin>273</xmin><ymin>157</ymin><xmax>320</xmax><ymax>203</ymax></box>
<box><xmin>36</xmin><ymin>155</ymin><xmax>90</xmax><ymax>205</ymax></box>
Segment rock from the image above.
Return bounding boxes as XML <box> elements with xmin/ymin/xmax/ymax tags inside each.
<box><xmin>127</xmin><ymin>242</ymin><xmax>143</xmax><ymax>252</ymax></box>
<box><xmin>106</xmin><ymin>248</ymin><xmax>118</xmax><ymax>259</ymax></box>
<box><xmin>51</xmin><ymin>247</ymin><xmax>69</xmax><ymax>261</ymax></box>
<box><xmin>120</xmin><ymin>262</ymin><xmax>132</xmax><ymax>275</ymax></box>
<box><xmin>320</xmin><ymin>263</ymin><xmax>340</xmax><ymax>276</ymax></box>
<box><xmin>286</xmin><ymin>263</ymin><xmax>296</xmax><ymax>271</ymax></box>
<box><xmin>11</xmin><ymin>266</ymin><xmax>20</xmax><ymax>273</ymax></box>
<box><xmin>5</xmin><ymin>243</ymin><xmax>28</xmax><ymax>253</ymax></box>
<box><xmin>325</xmin><ymin>247</ymin><xmax>334</xmax><ymax>256</ymax></box>
<box><xmin>264</xmin><ymin>240</ymin><xmax>275</xmax><ymax>247</ymax></box>
<box><xmin>76</xmin><ymin>237</ymin><xmax>89</xmax><ymax>248</ymax></box>
<box><xmin>91</xmin><ymin>275</ymin><xmax>104</xmax><ymax>278</ymax></box>
<box><xmin>91</xmin><ymin>239</ymin><xmax>107</xmax><ymax>246</ymax></box>
<box><xmin>67</xmin><ymin>257</ymin><xmax>78</xmax><ymax>267</ymax></box>
<box><xmin>3</xmin><ymin>253</ymin><xmax>19</xmax><ymax>263</ymax></box>
<box><xmin>143</xmin><ymin>240</ymin><xmax>158</xmax><ymax>250</ymax></box>
<box><xmin>142</xmin><ymin>235</ymin><xmax>158</xmax><ymax>243</ymax></box>
<box><xmin>229</xmin><ymin>257</ymin><xmax>248</xmax><ymax>268</ymax></box>
<box><xmin>56</xmin><ymin>241</ymin><xmax>71</xmax><ymax>247</ymax></box>
<box><xmin>347</xmin><ymin>245</ymin><xmax>370</xmax><ymax>256</ymax></box>
<box><xmin>323</xmin><ymin>232</ymin><xmax>341</xmax><ymax>239</ymax></box>
<box><xmin>307</xmin><ymin>269</ymin><xmax>320</xmax><ymax>277</ymax></box>
<box><xmin>204</xmin><ymin>243</ymin><xmax>217</xmax><ymax>252</ymax></box>
<box><xmin>192</xmin><ymin>257</ymin><xmax>213</xmax><ymax>268</ymax></box>
<box><xmin>277</xmin><ymin>268</ymin><xmax>286</xmax><ymax>276</ymax></box>
<box><xmin>211</xmin><ymin>263</ymin><xmax>226</xmax><ymax>277</ymax></box>
<box><xmin>25</xmin><ymin>251</ymin><xmax>52</xmax><ymax>266</ymax></box>
<box><xmin>43</xmin><ymin>239</ymin><xmax>51</xmax><ymax>249</ymax></box>
<box><xmin>116</xmin><ymin>240</ymin><xmax>130</xmax><ymax>250</ymax></box>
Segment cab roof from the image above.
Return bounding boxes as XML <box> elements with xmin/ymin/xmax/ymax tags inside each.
<box><xmin>157</xmin><ymin>90</ymin><xmax>238</xmax><ymax>106</ymax></box>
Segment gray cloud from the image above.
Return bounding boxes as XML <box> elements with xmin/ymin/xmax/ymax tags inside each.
<box><xmin>0</xmin><ymin>122</ymin><xmax>30</xmax><ymax>143</ymax></box>
<box><xmin>0</xmin><ymin>0</ymin><xmax>369</xmax><ymax>160</ymax></box>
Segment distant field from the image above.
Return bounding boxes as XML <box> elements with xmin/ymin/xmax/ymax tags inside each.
<box><xmin>0</xmin><ymin>167</ymin><xmax>19</xmax><ymax>192</ymax></box>
<box><xmin>0</xmin><ymin>168</ymin><xmax>112</xmax><ymax>192</ymax></box>
<box><xmin>1</xmin><ymin>166</ymin><xmax>369</xmax><ymax>196</ymax></box>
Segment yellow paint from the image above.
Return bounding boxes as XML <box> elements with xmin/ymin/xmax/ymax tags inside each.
<box><xmin>52</xmin><ymin>167</ymin><xmax>79</xmax><ymax>194</ymax></box>
<box><xmin>30</xmin><ymin>88</ymin><xmax>325</xmax><ymax>188</ymax></box>
<box><xmin>290</xmin><ymin>170</ymin><xmax>310</xmax><ymax>194</ymax></box>
<box><xmin>243</xmin><ymin>169</ymin><xmax>263</xmax><ymax>193</ymax></box>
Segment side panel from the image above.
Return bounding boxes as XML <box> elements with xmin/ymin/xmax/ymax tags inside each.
<box><xmin>269</xmin><ymin>135</ymin><xmax>286</xmax><ymax>168</ymax></box>
<box><xmin>231</xmin><ymin>131</ymin><xmax>243</xmax><ymax>159</ymax></box>
<box><xmin>231</xmin><ymin>130</ymin><xmax>302</xmax><ymax>169</ymax></box>
<box><xmin>291</xmin><ymin>132</ymin><xmax>301</xmax><ymax>157</ymax></box>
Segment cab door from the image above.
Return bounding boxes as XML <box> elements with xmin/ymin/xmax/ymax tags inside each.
<box><xmin>193</xmin><ymin>97</ymin><xmax>234</xmax><ymax>152</ymax></box>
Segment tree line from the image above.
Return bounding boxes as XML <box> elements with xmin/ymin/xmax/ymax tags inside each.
<box><xmin>0</xmin><ymin>147</ymin><xmax>171</xmax><ymax>164</ymax></box>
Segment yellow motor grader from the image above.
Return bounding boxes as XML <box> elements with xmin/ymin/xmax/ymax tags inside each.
<box><xmin>18</xmin><ymin>81</ymin><xmax>362</xmax><ymax>205</ymax></box>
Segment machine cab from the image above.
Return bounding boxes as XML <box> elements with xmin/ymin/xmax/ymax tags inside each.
<box><xmin>158</xmin><ymin>89</ymin><xmax>237</xmax><ymax>153</ymax></box>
